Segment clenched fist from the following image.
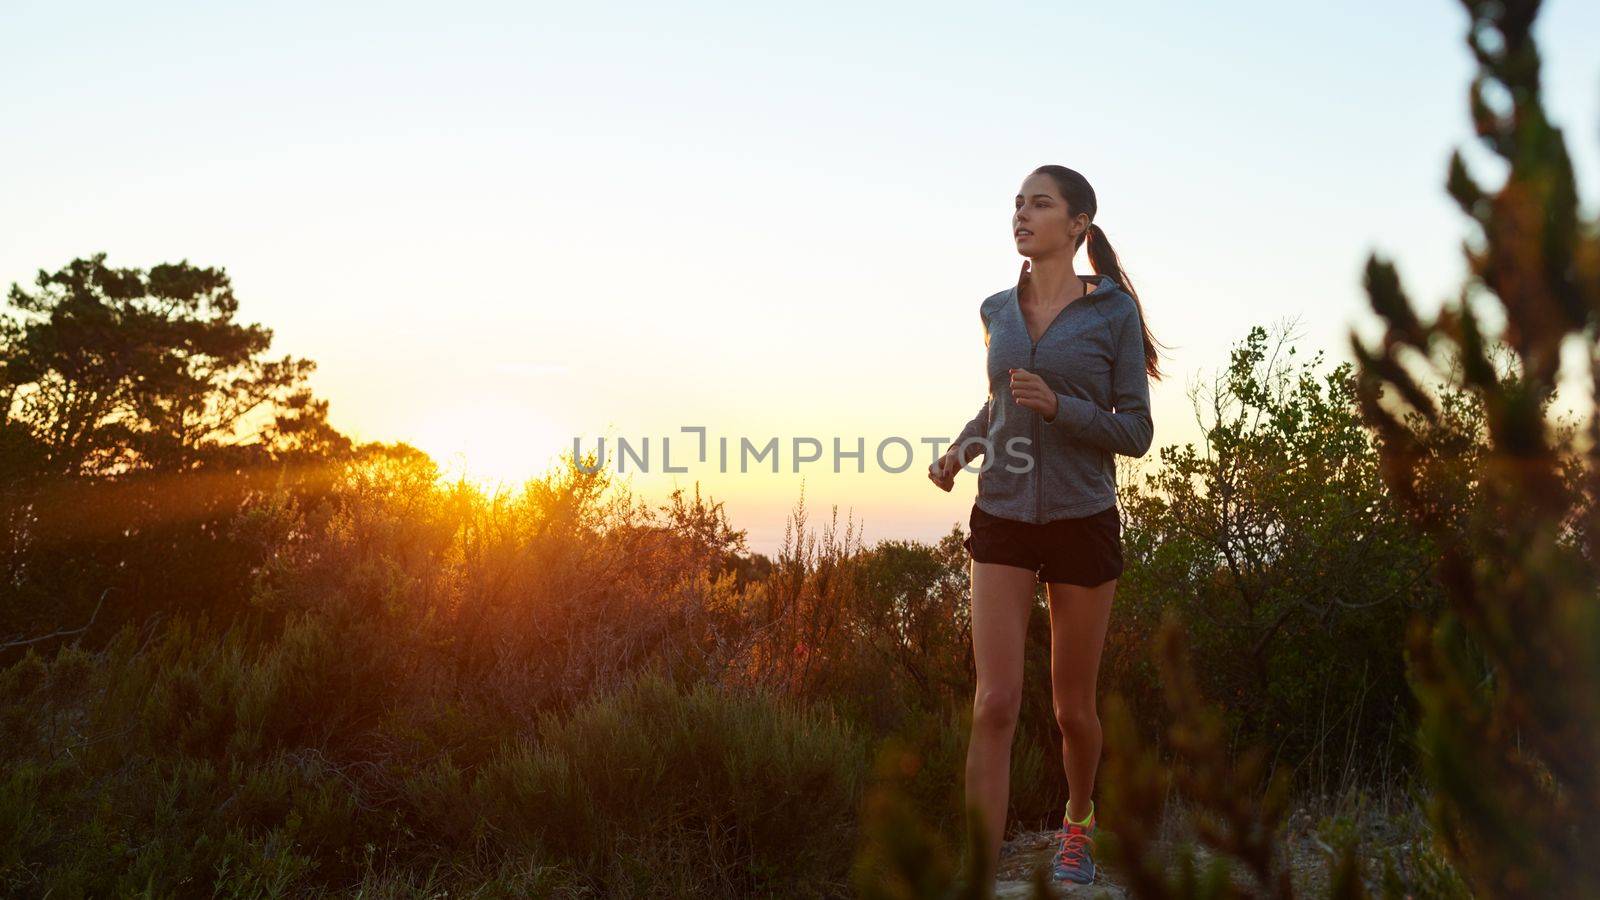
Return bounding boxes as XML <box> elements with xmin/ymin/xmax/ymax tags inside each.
<box><xmin>927</xmin><ymin>445</ymin><xmax>964</xmax><ymax>492</ymax></box>
<box><xmin>1009</xmin><ymin>368</ymin><xmax>1059</xmax><ymax>421</ymax></box>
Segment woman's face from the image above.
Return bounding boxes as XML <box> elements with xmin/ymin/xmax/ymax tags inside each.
<box><xmin>1013</xmin><ymin>173</ymin><xmax>1087</xmax><ymax>258</ymax></box>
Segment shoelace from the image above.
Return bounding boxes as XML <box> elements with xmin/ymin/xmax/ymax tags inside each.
<box><xmin>1052</xmin><ymin>824</ymin><xmax>1092</xmax><ymax>868</ymax></box>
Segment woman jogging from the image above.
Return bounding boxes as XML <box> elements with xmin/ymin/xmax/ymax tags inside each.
<box><xmin>926</xmin><ymin>164</ymin><xmax>1163</xmax><ymax>886</ymax></box>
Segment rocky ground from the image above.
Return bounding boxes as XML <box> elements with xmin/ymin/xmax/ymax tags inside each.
<box><xmin>993</xmin><ymin>828</ymin><xmax>1126</xmax><ymax>898</ymax></box>
<box><xmin>989</xmin><ymin>802</ymin><xmax>1407</xmax><ymax>899</ymax></box>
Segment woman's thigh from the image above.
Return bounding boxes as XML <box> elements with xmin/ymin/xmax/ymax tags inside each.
<box><xmin>1044</xmin><ymin>578</ymin><xmax>1117</xmax><ymax>710</ymax></box>
<box><xmin>970</xmin><ymin>561</ymin><xmax>1038</xmax><ymax>697</ymax></box>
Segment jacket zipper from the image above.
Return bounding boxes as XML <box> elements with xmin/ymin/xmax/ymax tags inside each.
<box><xmin>1021</xmin><ymin>276</ymin><xmax>1095</xmax><ymax>525</ymax></box>
<box><xmin>1031</xmin><ymin>342</ymin><xmax>1041</xmax><ymax>524</ymax></box>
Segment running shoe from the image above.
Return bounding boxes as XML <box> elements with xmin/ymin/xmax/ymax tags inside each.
<box><xmin>1050</xmin><ymin>803</ymin><xmax>1097</xmax><ymax>884</ymax></box>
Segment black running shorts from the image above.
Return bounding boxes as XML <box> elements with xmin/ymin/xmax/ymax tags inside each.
<box><xmin>962</xmin><ymin>501</ymin><xmax>1124</xmax><ymax>587</ymax></box>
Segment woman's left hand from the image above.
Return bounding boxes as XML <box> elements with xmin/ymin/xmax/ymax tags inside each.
<box><xmin>1009</xmin><ymin>368</ymin><xmax>1059</xmax><ymax>422</ymax></box>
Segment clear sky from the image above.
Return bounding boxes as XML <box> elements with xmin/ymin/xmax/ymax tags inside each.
<box><xmin>4</xmin><ymin>0</ymin><xmax>1598</xmax><ymax>555</ymax></box>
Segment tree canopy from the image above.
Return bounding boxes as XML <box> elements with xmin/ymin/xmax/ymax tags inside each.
<box><xmin>0</xmin><ymin>253</ymin><xmax>349</xmax><ymax>479</ymax></box>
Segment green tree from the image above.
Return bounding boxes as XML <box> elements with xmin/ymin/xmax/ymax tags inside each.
<box><xmin>1114</xmin><ymin>320</ymin><xmax>1446</xmax><ymax>785</ymax></box>
<box><xmin>0</xmin><ymin>252</ymin><xmax>347</xmax><ymax>478</ymax></box>
<box><xmin>1</xmin><ymin>254</ymin><xmax>353</xmax><ymax>654</ymax></box>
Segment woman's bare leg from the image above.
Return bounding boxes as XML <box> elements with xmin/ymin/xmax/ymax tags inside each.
<box><xmin>1045</xmin><ymin>578</ymin><xmax>1116</xmax><ymax>823</ymax></box>
<box><xmin>964</xmin><ymin>560</ymin><xmax>1038</xmax><ymax>882</ymax></box>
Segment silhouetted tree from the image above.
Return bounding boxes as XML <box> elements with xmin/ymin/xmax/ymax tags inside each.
<box><xmin>0</xmin><ymin>253</ymin><xmax>347</xmax><ymax>478</ymax></box>
<box><xmin>1</xmin><ymin>254</ymin><xmax>353</xmax><ymax>653</ymax></box>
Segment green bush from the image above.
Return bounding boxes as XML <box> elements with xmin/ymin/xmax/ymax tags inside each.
<box><xmin>474</xmin><ymin>669</ymin><xmax>868</xmax><ymax>897</ymax></box>
<box><xmin>0</xmin><ymin>614</ymin><xmax>876</xmax><ymax>897</ymax></box>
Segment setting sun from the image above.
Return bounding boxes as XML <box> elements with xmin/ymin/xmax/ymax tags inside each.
<box><xmin>406</xmin><ymin>401</ymin><xmax>568</xmax><ymax>491</ymax></box>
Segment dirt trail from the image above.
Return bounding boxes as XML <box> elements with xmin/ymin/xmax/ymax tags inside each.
<box><xmin>993</xmin><ymin>819</ymin><xmax>1367</xmax><ymax>898</ymax></box>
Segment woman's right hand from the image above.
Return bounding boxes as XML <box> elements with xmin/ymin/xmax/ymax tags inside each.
<box><xmin>927</xmin><ymin>445</ymin><xmax>963</xmax><ymax>492</ymax></box>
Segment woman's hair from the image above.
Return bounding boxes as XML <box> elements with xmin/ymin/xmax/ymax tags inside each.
<box><xmin>1032</xmin><ymin>164</ymin><xmax>1165</xmax><ymax>381</ymax></box>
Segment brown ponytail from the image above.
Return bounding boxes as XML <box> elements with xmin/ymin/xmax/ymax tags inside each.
<box><xmin>1033</xmin><ymin>165</ymin><xmax>1167</xmax><ymax>381</ymax></box>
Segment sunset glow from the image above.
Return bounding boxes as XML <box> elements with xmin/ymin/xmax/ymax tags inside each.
<box><xmin>407</xmin><ymin>402</ymin><xmax>569</xmax><ymax>491</ymax></box>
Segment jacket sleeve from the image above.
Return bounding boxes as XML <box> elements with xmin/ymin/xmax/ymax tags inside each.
<box><xmin>951</xmin><ymin>299</ymin><xmax>994</xmax><ymax>462</ymax></box>
<box><xmin>952</xmin><ymin>401</ymin><xmax>990</xmax><ymax>462</ymax></box>
<box><xmin>1044</xmin><ymin>304</ymin><xmax>1154</xmax><ymax>457</ymax></box>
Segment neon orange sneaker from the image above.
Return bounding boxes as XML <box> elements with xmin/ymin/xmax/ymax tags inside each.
<box><xmin>1051</xmin><ymin>801</ymin><xmax>1097</xmax><ymax>884</ymax></box>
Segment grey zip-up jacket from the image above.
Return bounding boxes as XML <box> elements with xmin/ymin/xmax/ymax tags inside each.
<box><xmin>951</xmin><ymin>270</ymin><xmax>1154</xmax><ymax>523</ymax></box>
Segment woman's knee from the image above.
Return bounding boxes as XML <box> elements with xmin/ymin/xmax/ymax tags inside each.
<box><xmin>1053</xmin><ymin>702</ymin><xmax>1099</xmax><ymax>739</ymax></box>
<box><xmin>971</xmin><ymin>685</ymin><xmax>1023</xmax><ymax>732</ymax></box>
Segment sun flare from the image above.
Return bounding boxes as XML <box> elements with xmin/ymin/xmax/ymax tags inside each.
<box><xmin>407</xmin><ymin>403</ymin><xmax>568</xmax><ymax>491</ymax></box>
